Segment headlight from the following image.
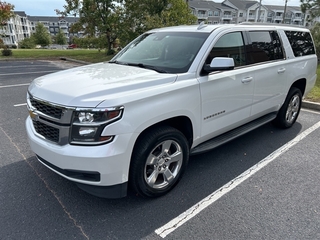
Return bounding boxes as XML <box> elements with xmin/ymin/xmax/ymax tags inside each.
<box><xmin>70</xmin><ymin>106</ymin><xmax>124</xmax><ymax>145</ymax></box>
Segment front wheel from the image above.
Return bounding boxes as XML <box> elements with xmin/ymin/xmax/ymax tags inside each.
<box><xmin>129</xmin><ymin>126</ymin><xmax>189</xmax><ymax>198</ymax></box>
<box><xmin>273</xmin><ymin>87</ymin><xmax>302</xmax><ymax>128</ymax></box>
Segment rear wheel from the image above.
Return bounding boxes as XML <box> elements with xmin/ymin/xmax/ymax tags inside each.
<box><xmin>273</xmin><ymin>87</ymin><xmax>302</xmax><ymax>128</ymax></box>
<box><xmin>129</xmin><ymin>126</ymin><xmax>189</xmax><ymax>198</ymax></box>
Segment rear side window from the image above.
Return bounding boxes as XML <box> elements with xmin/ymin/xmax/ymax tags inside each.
<box><xmin>247</xmin><ymin>31</ymin><xmax>284</xmax><ymax>64</ymax></box>
<box><xmin>285</xmin><ymin>31</ymin><xmax>315</xmax><ymax>57</ymax></box>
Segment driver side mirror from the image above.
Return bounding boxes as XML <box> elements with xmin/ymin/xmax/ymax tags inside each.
<box><xmin>203</xmin><ymin>57</ymin><xmax>235</xmax><ymax>73</ymax></box>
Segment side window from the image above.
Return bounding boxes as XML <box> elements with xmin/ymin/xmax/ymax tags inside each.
<box><xmin>206</xmin><ymin>32</ymin><xmax>246</xmax><ymax>67</ymax></box>
<box><xmin>285</xmin><ymin>31</ymin><xmax>315</xmax><ymax>57</ymax></box>
<box><xmin>247</xmin><ymin>31</ymin><xmax>284</xmax><ymax>64</ymax></box>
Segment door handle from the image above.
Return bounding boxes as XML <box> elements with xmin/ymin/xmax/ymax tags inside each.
<box><xmin>241</xmin><ymin>77</ymin><xmax>253</xmax><ymax>83</ymax></box>
<box><xmin>278</xmin><ymin>68</ymin><xmax>286</xmax><ymax>74</ymax></box>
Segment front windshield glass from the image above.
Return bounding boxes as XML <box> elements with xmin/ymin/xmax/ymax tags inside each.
<box><xmin>111</xmin><ymin>32</ymin><xmax>209</xmax><ymax>74</ymax></box>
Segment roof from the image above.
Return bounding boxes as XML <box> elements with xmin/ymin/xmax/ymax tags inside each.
<box><xmin>27</xmin><ymin>16</ymin><xmax>80</xmax><ymax>23</ymax></box>
<box><xmin>188</xmin><ymin>0</ymin><xmax>235</xmax><ymax>11</ymax></box>
<box><xmin>264</xmin><ymin>5</ymin><xmax>302</xmax><ymax>13</ymax></box>
<box><xmin>14</xmin><ymin>11</ymin><xmax>27</xmax><ymax>17</ymax></box>
<box><xmin>223</xmin><ymin>0</ymin><xmax>259</xmax><ymax>10</ymax></box>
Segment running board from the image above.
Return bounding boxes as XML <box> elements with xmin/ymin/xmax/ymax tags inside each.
<box><xmin>190</xmin><ymin>113</ymin><xmax>277</xmax><ymax>155</ymax></box>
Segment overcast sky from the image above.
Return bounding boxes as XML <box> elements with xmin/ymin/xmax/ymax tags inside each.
<box><xmin>10</xmin><ymin>0</ymin><xmax>302</xmax><ymax>16</ymax></box>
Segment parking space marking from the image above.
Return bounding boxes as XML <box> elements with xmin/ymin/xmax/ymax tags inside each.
<box><xmin>155</xmin><ymin>120</ymin><xmax>320</xmax><ymax>238</ymax></box>
<box><xmin>0</xmin><ymin>70</ymin><xmax>55</xmax><ymax>76</ymax></box>
<box><xmin>0</xmin><ymin>83</ymin><xmax>29</xmax><ymax>89</ymax></box>
<box><xmin>14</xmin><ymin>103</ymin><xmax>27</xmax><ymax>107</ymax></box>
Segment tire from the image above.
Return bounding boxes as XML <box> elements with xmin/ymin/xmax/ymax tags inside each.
<box><xmin>129</xmin><ymin>126</ymin><xmax>189</xmax><ymax>198</ymax></box>
<box><xmin>273</xmin><ymin>87</ymin><xmax>302</xmax><ymax>129</ymax></box>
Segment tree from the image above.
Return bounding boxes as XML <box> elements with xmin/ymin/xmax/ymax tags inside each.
<box><xmin>33</xmin><ymin>22</ymin><xmax>51</xmax><ymax>47</ymax></box>
<box><xmin>0</xmin><ymin>1</ymin><xmax>14</xmax><ymax>27</ymax></box>
<box><xmin>300</xmin><ymin>0</ymin><xmax>320</xmax><ymax>19</ymax></box>
<box><xmin>55</xmin><ymin>28</ymin><xmax>67</xmax><ymax>45</ymax></box>
<box><xmin>310</xmin><ymin>22</ymin><xmax>320</xmax><ymax>56</ymax></box>
<box><xmin>19</xmin><ymin>36</ymin><xmax>36</xmax><ymax>49</ymax></box>
<box><xmin>122</xmin><ymin>0</ymin><xmax>197</xmax><ymax>45</ymax></box>
<box><xmin>56</xmin><ymin>0</ymin><xmax>125</xmax><ymax>54</ymax></box>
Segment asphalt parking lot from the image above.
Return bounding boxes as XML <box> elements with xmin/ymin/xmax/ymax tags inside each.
<box><xmin>1</xmin><ymin>60</ymin><xmax>320</xmax><ymax>240</ymax></box>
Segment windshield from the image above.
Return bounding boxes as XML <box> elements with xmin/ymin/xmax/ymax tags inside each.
<box><xmin>111</xmin><ymin>32</ymin><xmax>209</xmax><ymax>74</ymax></box>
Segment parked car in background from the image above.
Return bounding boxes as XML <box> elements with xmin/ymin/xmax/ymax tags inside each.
<box><xmin>67</xmin><ymin>44</ymin><xmax>77</xmax><ymax>49</ymax></box>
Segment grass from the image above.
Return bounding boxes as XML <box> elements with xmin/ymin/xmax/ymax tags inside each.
<box><xmin>0</xmin><ymin>49</ymin><xmax>114</xmax><ymax>63</ymax></box>
<box><xmin>1</xmin><ymin>49</ymin><xmax>319</xmax><ymax>102</ymax></box>
<box><xmin>305</xmin><ymin>65</ymin><xmax>320</xmax><ymax>102</ymax></box>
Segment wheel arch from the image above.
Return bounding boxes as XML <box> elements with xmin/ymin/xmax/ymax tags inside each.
<box><xmin>290</xmin><ymin>78</ymin><xmax>306</xmax><ymax>96</ymax></box>
<box><xmin>133</xmin><ymin>116</ymin><xmax>194</xmax><ymax>150</ymax></box>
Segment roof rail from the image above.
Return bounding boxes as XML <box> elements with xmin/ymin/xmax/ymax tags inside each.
<box><xmin>239</xmin><ymin>22</ymin><xmax>305</xmax><ymax>28</ymax></box>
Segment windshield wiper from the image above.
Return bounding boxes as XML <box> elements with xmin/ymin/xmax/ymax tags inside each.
<box><xmin>108</xmin><ymin>60</ymin><xmax>128</xmax><ymax>65</ymax></box>
<box><xmin>127</xmin><ymin>63</ymin><xmax>167</xmax><ymax>73</ymax></box>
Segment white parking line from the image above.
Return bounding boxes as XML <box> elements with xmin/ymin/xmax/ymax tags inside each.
<box><xmin>155</xmin><ymin>120</ymin><xmax>320</xmax><ymax>238</ymax></box>
<box><xmin>0</xmin><ymin>70</ymin><xmax>54</xmax><ymax>76</ymax></box>
<box><xmin>0</xmin><ymin>83</ymin><xmax>29</xmax><ymax>89</ymax></box>
<box><xmin>14</xmin><ymin>103</ymin><xmax>27</xmax><ymax>107</ymax></box>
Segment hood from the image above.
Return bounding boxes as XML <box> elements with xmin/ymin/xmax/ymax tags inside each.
<box><xmin>28</xmin><ymin>62</ymin><xmax>177</xmax><ymax>107</ymax></box>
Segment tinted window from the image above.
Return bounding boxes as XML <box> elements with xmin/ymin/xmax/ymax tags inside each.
<box><xmin>206</xmin><ymin>32</ymin><xmax>246</xmax><ymax>67</ymax></box>
<box><xmin>113</xmin><ymin>32</ymin><xmax>209</xmax><ymax>74</ymax></box>
<box><xmin>285</xmin><ymin>31</ymin><xmax>315</xmax><ymax>57</ymax></box>
<box><xmin>247</xmin><ymin>31</ymin><xmax>284</xmax><ymax>64</ymax></box>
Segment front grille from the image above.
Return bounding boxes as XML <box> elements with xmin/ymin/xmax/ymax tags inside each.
<box><xmin>33</xmin><ymin>120</ymin><xmax>60</xmax><ymax>143</ymax></box>
<box><xmin>30</xmin><ymin>98</ymin><xmax>63</xmax><ymax>119</ymax></box>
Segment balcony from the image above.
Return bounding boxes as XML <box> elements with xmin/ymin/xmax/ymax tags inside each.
<box><xmin>197</xmin><ymin>13</ymin><xmax>208</xmax><ymax>19</ymax></box>
<box><xmin>274</xmin><ymin>16</ymin><xmax>283</xmax><ymax>20</ymax></box>
<box><xmin>222</xmin><ymin>15</ymin><xmax>233</xmax><ymax>20</ymax></box>
<box><xmin>293</xmin><ymin>16</ymin><xmax>302</xmax><ymax>21</ymax></box>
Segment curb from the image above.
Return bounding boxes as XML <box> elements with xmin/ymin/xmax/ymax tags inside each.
<box><xmin>59</xmin><ymin>57</ymin><xmax>90</xmax><ymax>65</ymax></box>
<box><xmin>302</xmin><ymin>100</ymin><xmax>320</xmax><ymax>111</ymax></box>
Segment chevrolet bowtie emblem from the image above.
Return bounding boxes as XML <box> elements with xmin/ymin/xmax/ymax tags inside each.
<box><xmin>29</xmin><ymin>110</ymin><xmax>39</xmax><ymax>121</ymax></box>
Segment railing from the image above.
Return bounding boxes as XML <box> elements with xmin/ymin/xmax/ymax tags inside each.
<box><xmin>197</xmin><ymin>13</ymin><xmax>208</xmax><ymax>18</ymax></box>
<box><xmin>222</xmin><ymin>15</ymin><xmax>232</xmax><ymax>19</ymax></box>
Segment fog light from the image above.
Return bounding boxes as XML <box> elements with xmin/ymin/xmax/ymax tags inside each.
<box><xmin>79</xmin><ymin>127</ymin><xmax>97</xmax><ymax>137</ymax></box>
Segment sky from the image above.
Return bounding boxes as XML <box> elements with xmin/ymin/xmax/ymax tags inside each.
<box><xmin>9</xmin><ymin>0</ymin><xmax>303</xmax><ymax>17</ymax></box>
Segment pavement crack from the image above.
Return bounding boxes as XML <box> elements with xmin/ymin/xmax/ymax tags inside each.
<box><xmin>0</xmin><ymin>125</ymin><xmax>90</xmax><ymax>240</ymax></box>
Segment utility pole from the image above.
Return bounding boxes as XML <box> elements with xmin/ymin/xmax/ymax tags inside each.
<box><xmin>282</xmin><ymin>0</ymin><xmax>288</xmax><ymax>23</ymax></box>
<box><xmin>257</xmin><ymin>0</ymin><xmax>262</xmax><ymax>22</ymax></box>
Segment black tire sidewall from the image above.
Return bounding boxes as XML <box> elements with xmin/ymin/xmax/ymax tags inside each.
<box><xmin>129</xmin><ymin>126</ymin><xmax>189</xmax><ymax>198</ymax></box>
<box><xmin>275</xmin><ymin>87</ymin><xmax>302</xmax><ymax>128</ymax></box>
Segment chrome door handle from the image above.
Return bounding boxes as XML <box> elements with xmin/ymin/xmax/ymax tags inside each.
<box><xmin>278</xmin><ymin>68</ymin><xmax>286</xmax><ymax>74</ymax></box>
<box><xmin>241</xmin><ymin>77</ymin><xmax>253</xmax><ymax>83</ymax></box>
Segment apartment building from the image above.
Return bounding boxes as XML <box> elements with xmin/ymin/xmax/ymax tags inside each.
<box><xmin>1</xmin><ymin>12</ymin><xmax>80</xmax><ymax>48</ymax></box>
<box><xmin>27</xmin><ymin>16</ymin><xmax>82</xmax><ymax>42</ymax></box>
<box><xmin>264</xmin><ymin>5</ymin><xmax>308</xmax><ymax>26</ymax></box>
<box><xmin>0</xmin><ymin>11</ymin><xmax>31</xmax><ymax>47</ymax></box>
<box><xmin>189</xmin><ymin>1</ymin><xmax>237</xmax><ymax>24</ymax></box>
<box><xmin>189</xmin><ymin>0</ymin><xmax>310</xmax><ymax>27</ymax></box>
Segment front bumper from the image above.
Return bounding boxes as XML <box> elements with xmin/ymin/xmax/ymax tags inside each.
<box><xmin>26</xmin><ymin>117</ymin><xmax>138</xmax><ymax>198</ymax></box>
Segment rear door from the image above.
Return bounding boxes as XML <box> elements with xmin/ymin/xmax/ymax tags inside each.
<box><xmin>245</xmin><ymin>30</ymin><xmax>287</xmax><ymax>117</ymax></box>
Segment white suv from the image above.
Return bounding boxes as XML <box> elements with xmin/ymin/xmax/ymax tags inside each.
<box><xmin>26</xmin><ymin>23</ymin><xmax>317</xmax><ymax>198</ymax></box>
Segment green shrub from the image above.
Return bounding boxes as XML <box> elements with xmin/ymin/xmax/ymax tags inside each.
<box><xmin>107</xmin><ymin>49</ymin><xmax>115</xmax><ymax>55</ymax></box>
<box><xmin>2</xmin><ymin>49</ymin><xmax>13</xmax><ymax>56</ymax></box>
<box><xmin>19</xmin><ymin>37</ymin><xmax>36</xmax><ymax>49</ymax></box>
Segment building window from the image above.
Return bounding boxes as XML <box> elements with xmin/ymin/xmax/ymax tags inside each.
<box><xmin>214</xmin><ymin>11</ymin><xmax>219</xmax><ymax>16</ymax></box>
<box><xmin>239</xmin><ymin>13</ymin><xmax>243</xmax><ymax>17</ymax></box>
<box><xmin>208</xmin><ymin>11</ymin><xmax>213</xmax><ymax>16</ymax></box>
